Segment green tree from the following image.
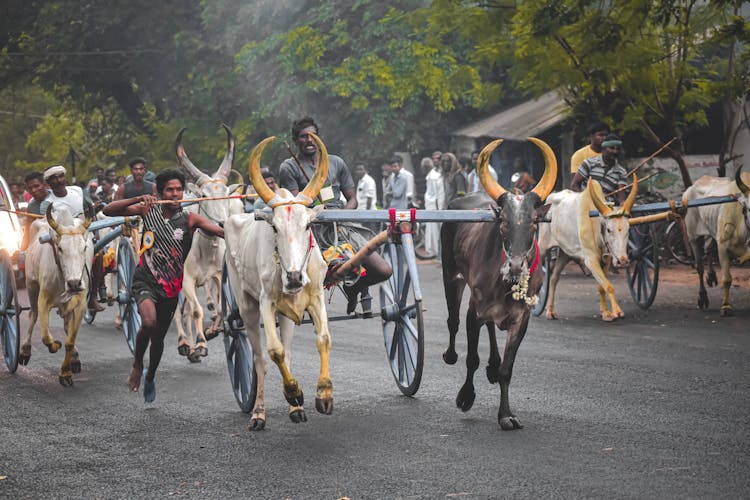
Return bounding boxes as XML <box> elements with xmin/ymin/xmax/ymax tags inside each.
<box><xmin>512</xmin><ymin>0</ymin><xmax>748</xmax><ymax>188</ymax></box>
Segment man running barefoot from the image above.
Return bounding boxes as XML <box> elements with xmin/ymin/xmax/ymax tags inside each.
<box><xmin>104</xmin><ymin>169</ymin><xmax>224</xmax><ymax>402</ymax></box>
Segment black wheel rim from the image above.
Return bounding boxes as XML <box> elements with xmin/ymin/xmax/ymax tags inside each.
<box><xmin>626</xmin><ymin>225</ymin><xmax>660</xmax><ymax>309</ymax></box>
<box><xmin>117</xmin><ymin>239</ymin><xmax>140</xmax><ymax>354</ymax></box>
<box><xmin>222</xmin><ymin>263</ymin><xmax>255</xmax><ymax>413</ymax></box>
<box><xmin>0</xmin><ymin>250</ymin><xmax>20</xmax><ymax>373</ymax></box>
<box><xmin>380</xmin><ymin>243</ymin><xmax>424</xmax><ymax>396</ymax></box>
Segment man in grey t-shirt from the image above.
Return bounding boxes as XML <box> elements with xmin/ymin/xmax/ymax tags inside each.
<box><xmin>278</xmin><ymin>116</ymin><xmax>391</xmax><ymax>317</ymax></box>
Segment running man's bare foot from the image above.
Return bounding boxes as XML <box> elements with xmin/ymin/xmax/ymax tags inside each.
<box><xmin>128</xmin><ymin>364</ymin><xmax>143</xmax><ymax>392</ymax></box>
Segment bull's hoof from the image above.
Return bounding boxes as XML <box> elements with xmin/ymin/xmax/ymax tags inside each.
<box><xmin>289</xmin><ymin>407</ymin><xmax>307</xmax><ymax>423</ymax></box>
<box><xmin>177</xmin><ymin>343</ymin><xmax>191</xmax><ymax>356</ymax></box>
<box><xmin>720</xmin><ymin>307</ymin><xmax>734</xmax><ymax>317</ymax></box>
<box><xmin>71</xmin><ymin>357</ymin><xmax>82</xmax><ymax>374</ymax></box>
<box><xmin>248</xmin><ymin>417</ymin><xmax>266</xmax><ymax>431</ymax></box>
<box><xmin>315</xmin><ymin>397</ymin><xmax>334</xmax><ymax>415</ymax></box>
<box><xmin>187</xmin><ymin>351</ymin><xmax>202</xmax><ymax>363</ymax></box>
<box><xmin>498</xmin><ymin>415</ymin><xmax>523</xmax><ymax>430</ymax></box>
<box><xmin>204</xmin><ymin>326</ymin><xmax>222</xmax><ymax>341</ymax></box>
<box><xmin>59</xmin><ymin>374</ymin><xmax>74</xmax><ymax>387</ymax></box>
<box><xmin>443</xmin><ymin>349</ymin><xmax>458</xmax><ymax>365</ymax></box>
<box><xmin>19</xmin><ymin>345</ymin><xmax>31</xmax><ymax>366</ymax></box>
<box><xmin>283</xmin><ymin>382</ymin><xmax>304</xmax><ymax>407</ymax></box>
<box><xmin>456</xmin><ymin>385</ymin><xmax>476</xmax><ymax>412</ymax></box>
<box><xmin>707</xmin><ymin>271</ymin><xmax>718</xmax><ymax>287</ymax></box>
<box><xmin>46</xmin><ymin>340</ymin><xmax>62</xmax><ymax>354</ymax></box>
<box><xmin>601</xmin><ymin>312</ymin><xmax>616</xmax><ymax>322</ymax></box>
<box><xmin>486</xmin><ymin>364</ymin><xmax>500</xmax><ymax>384</ymax></box>
<box><xmin>698</xmin><ymin>293</ymin><xmax>709</xmax><ymax>310</ymax></box>
<box><xmin>193</xmin><ymin>345</ymin><xmax>208</xmax><ymax>357</ymax></box>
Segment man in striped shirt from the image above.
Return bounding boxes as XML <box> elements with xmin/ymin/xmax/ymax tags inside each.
<box><xmin>570</xmin><ymin>134</ymin><xmax>628</xmax><ymax>205</ymax></box>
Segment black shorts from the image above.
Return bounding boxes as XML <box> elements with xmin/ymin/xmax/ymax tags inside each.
<box><xmin>132</xmin><ymin>266</ymin><xmax>179</xmax><ymax>316</ymax></box>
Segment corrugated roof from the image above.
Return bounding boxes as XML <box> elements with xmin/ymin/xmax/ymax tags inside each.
<box><xmin>453</xmin><ymin>91</ymin><xmax>568</xmax><ymax>140</ymax></box>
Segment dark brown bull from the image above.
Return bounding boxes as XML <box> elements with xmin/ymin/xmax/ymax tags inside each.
<box><xmin>440</xmin><ymin>138</ymin><xmax>557</xmax><ymax>430</ymax></box>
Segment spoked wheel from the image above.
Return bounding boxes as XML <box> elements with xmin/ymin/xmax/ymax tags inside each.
<box><xmin>116</xmin><ymin>238</ymin><xmax>140</xmax><ymax>354</ymax></box>
<box><xmin>626</xmin><ymin>225</ymin><xmax>660</xmax><ymax>309</ymax></box>
<box><xmin>531</xmin><ymin>251</ymin><xmax>554</xmax><ymax>317</ymax></box>
<box><xmin>0</xmin><ymin>250</ymin><xmax>20</xmax><ymax>373</ymax></box>
<box><xmin>221</xmin><ymin>263</ymin><xmax>256</xmax><ymax>414</ymax></box>
<box><xmin>665</xmin><ymin>220</ymin><xmax>693</xmax><ymax>265</ymax></box>
<box><xmin>380</xmin><ymin>233</ymin><xmax>424</xmax><ymax>396</ymax></box>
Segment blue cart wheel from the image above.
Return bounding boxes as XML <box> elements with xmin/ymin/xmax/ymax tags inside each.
<box><xmin>380</xmin><ymin>240</ymin><xmax>424</xmax><ymax>396</ymax></box>
<box><xmin>117</xmin><ymin>239</ymin><xmax>140</xmax><ymax>354</ymax></box>
<box><xmin>221</xmin><ymin>263</ymin><xmax>256</xmax><ymax>413</ymax></box>
<box><xmin>626</xmin><ymin>225</ymin><xmax>660</xmax><ymax>309</ymax></box>
<box><xmin>0</xmin><ymin>250</ymin><xmax>20</xmax><ymax>373</ymax></box>
<box><xmin>531</xmin><ymin>251</ymin><xmax>553</xmax><ymax>317</ymax></box>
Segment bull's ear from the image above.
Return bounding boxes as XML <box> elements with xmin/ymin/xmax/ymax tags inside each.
<box><xmin>227</xmin><ymin>183</ymin><xmax>241</xmax><ymax>195</ymax></box>
<box><xmin>535</xmin><ymin>203</ymin><xmax>552</xmax><ymax>221</ymax></box>
<box><xmin>309</xmin><ymin>204</ymin><xmax>325</xmax><ymax>220</ymax></box>
<box><xmin>254</xmin><ymin>209</ymin><xmax>273</xmax><ymax>223</ymax></box>
<box><xmin>491</xmin><ymin>206</ymin><xmax>504</xmax><ymax>222</ymax></box>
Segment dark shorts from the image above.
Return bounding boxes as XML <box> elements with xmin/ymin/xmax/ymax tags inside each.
<box><xmin>132</xmin><ymin>266</ymin><xmax>179</xmax><ymax>317</ymax></box>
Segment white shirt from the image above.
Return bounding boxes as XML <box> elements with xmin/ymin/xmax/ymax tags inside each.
<box><xmin>356</xmin><ymin>173</ymin><xmax>377</xmax><ymax>210</ymax></box>
<box><xmin>40</xmin><ymin>186</ymin><xmax>85</xmax><ymax>218</ymax></box>
<box><xmin>467</xmin><ymin>165</ymin><xmax>498</xmax><ymax>193</ymax></box>
<box><xmin>424</xmin><ymin>168</ymin><xmax>445</xmax><ymax>210</ymax></box>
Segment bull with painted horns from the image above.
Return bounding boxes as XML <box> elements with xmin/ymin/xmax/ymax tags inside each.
<box><xmin>440</xmin><ymin>138</ymin><xmax>557</xmax><ymax>430</ymax></box>
<box><xmin>224</xmin><ymin>134</ymin><xmax>332</xmax><ymax>430</ymax></box>
<box><xmin>174</xmin><ymin>124</ymin><xmax>244</xmax><ymax>362</ymax></box>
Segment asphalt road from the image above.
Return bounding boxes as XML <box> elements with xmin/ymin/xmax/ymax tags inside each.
<box><xmin>1</xmin><ymin>261</ymin><xmax>748</xmax><ymax>499</ymax></box>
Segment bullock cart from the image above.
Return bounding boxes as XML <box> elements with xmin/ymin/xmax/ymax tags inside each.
<box><xmin>220</xmin><ymin>207</ymin><xmax>498</xmax><ymax>413</ymax></box>
<box><xmin>530</xmin><ymin>193</ymin><xmax>740</xmax><ymax>315</ymax></box>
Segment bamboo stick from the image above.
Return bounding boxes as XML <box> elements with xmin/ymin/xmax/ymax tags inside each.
<box><xmin>625</xmin><ymin>137</ymin><xmax>677</xmax><ymax>177</ymax></box>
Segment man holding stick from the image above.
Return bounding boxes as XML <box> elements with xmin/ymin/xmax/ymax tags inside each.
<box><xmin>104</xmin><ymin>169</ymin><xmax>224</xmax><ymax>403</ymax></box>
<box><xmin>570</xmin><ymin>133</ymin><xmax>629</xmax><ymax>205</ymax></box>
<box><xmin>279</xmin><ymin>116</ymin><xmax>391</xmax><ymax>317</ymax></box>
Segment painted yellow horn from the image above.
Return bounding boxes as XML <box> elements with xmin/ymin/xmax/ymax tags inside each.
<box><xmin>248</xmin><ymin>136</ymin><xmax>277</xmax><ymax>204</ymax></box>
<box><xmin>588</xmin><ymin>179</ymin><xmax>612</xmax><ymax>216</ymax></box>
<box><xmin>735</xmin><ymin>165</ymin><xmax>749</xmax><ymax>196</ymax></box>
<box><xmin>295</xmin><ymin>133</ymin><xmax>329</xmax><ymax>206</ymax></box>
<box><xmin>45</xmin><ymin>203</ymin><xmax>61</xmax><ymax>234</ymax></box>
<box><xmin>621</xmin><ymin>172</ymin><xmax>638</xmax><ymax>215</ymax></box>
<box><xmin>478</xmin><ymin>139</ymin><xmax>506</xmax><ymax>201</ymax></box>
<box><xmin>528</xmin><ymin>137</ymin><xmax>558</xmax><ymax>202</ymax></box>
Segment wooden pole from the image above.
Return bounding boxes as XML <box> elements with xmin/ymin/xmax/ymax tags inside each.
<box><xmin>0</xmin><ymin>207</ymin><xmax>44</xmax><ymax>218</ymax></box>
<box><xmin>606</xmin><ymin>171</ymin><xmax>660</xmax><ymax>197</ymax></box>
<box><xmin>148</xmin><ymin>193</ymin><xmax>258</xmax><ymax>205</ymax></box>
<box><xmin>626</xmin><ymin>137</ymin><xmax>677</xmax><ymax>177</ymax></box>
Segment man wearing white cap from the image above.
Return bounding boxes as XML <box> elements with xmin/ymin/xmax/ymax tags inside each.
<box><xmin>40</xmin><ymin>165</ymin><xmax>88</xmax><ymax>218</ymax></box>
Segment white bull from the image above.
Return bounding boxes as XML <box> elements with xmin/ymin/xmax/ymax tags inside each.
<box><xmin>538</xmin><ymin>175</ymin><xmax>638</xmax><ymax>321</ymax></box>
<box><xmin>225</xmin><ymin>134</ymin><xmax>332</xmax><ymax>430</ymax></box>
<box><xmin>683</xmin><ymin>168</ymin><xmax>750</xmax><ymax>316</ymax></box>
<box><xmin>21</xmin><ymin>205</ymin><xmax>93</xmax><ymax>385</ymax></box>
<box><xmin>174</xmin><ymin>124</ymin><xmax>244</xmax><ymax>362</ymax></box>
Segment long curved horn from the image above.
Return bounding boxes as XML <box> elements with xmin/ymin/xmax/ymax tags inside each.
<box><xmin>735</xmin><ymin>165</ymin><xmax>749</xmax><ymax>196</ymax></box>
<box><xmin>248</xmin><ymin>136</ymin><xmax>278</xmax><ymax>204</ymax></box>
<box><xmin>621</xmin><ymin>172</ymin><xmax>638</xmax><ymax>215</ymax></box>
<box><xmin>214</xmin><ymin>123</ymin><xmax>235</xmax><ymax>181</ymax></box>
<box><xmin>45</xmin><ymin>203</ymin><xmax>61</xmax><ymax>234</ymax></box>
<box><xmin>295</xmin><ymin>133</ymin><xmax>329</xmax><ymax>206</ymax></box>
<box><xmin>175</xmin><ymin>128</ymin><xmax>210</xmax><ymax>186</ymax></box>
<box><xmin>528</xmin><ymin>137</ymin><xmax>558</xmax><ymax>202</ymax></box>
<box><xmin>588</xmin><ymin>179</ymin><xmax>612</xmax><ymax>216</ymax></box>
<box><xmin>478</xmin><ymin>139</ymin><xmax>506</xmax><ymax>201</ymax></box>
